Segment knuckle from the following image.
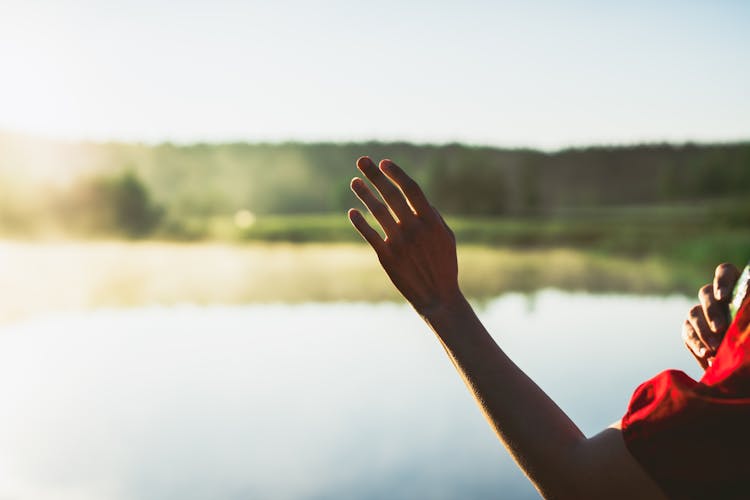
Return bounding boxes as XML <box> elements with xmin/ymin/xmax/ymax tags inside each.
<box><xmin>688</xmin><ymin>305</ymin><xmax>703</xmax><ymax>319</ymax></box>
<box><xmin>704</xmin><ymin>331</ymin><xmax>721</xmax><ymax>350</ymax></box>
<box><xmin>401</xmin><ymin>224</ymin><xmax>425</xmax><ymax>244</ymax></box>
<box><xmin>401</xmin><ymin>228</ymin><xmax>417</xmax><ymax>244</ymax></box>
<box><xmin>386</xmin><ymin>233</ymin><xmax>404</xmax><ymax>248</ymax></box>
<box><xmin>716</xmin><ymin>262</ymin><xmax>735</xmax><ymax>274</ymax></box>
<box><xmin>411</xmin><ymin>220</ymin><xmax>426</xmax><ymax>233</ymax></box>
<box><xmin>397</xmin><ymin>217</ymin><xmax>416</xmax><ymax>232</ymax></box>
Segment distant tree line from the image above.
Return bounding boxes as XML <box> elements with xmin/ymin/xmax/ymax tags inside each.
<box><xmin>127</xmin><ymin>141</ymin><xmax>749</xmax><ymax>218</ymax></box>
<box><xmin>0</xmin><ymin>136</ymin><xmax>748</xmax><ymax>238</ymax></box>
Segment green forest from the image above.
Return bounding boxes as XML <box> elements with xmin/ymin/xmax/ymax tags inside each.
<box><xmin>1</xmin><ymin>133</ymin><xmax>748</xmax><ymax>280</ymax></box>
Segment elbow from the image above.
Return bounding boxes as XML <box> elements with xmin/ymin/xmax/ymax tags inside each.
<box><xmin>527</xmin><ymin>443</ymin><xmax>602</xmax><ymax>499</ymax></box>
<box><xmin>534</xmin><ymin>478</ymin><xmax>591</xmax><ymax>500</ymax></box>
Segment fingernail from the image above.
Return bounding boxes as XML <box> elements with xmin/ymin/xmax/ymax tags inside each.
<box><xmin>698</xmin><ymin>346</ymin><xmax>707</xmax><ymax>357</ymax></box>
<box><xmin>707</xmin><ymin>357</ymin><xmax>714</xmax><ymax>367</ymax></box>
<box><xmin>357</xmin><ymin>157</ymin><xmax>372</xmax><ymax>169</ymax></box>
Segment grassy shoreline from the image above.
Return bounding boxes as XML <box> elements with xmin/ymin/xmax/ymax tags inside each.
<box><xmin>0</xmin><ymin>240</ymin><xmax>710</xmax><ymax>324</ymax></box>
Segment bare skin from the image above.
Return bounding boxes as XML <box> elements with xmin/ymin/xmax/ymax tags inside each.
<box><xmin>682</xmin><ymin>263</ymin><xmax>741</xmax><ymax>370</ymax></box>
<box><xmin>348</xmin><ymin>157</ymin><xmax>666</xmax><ymax>499</ymax></box>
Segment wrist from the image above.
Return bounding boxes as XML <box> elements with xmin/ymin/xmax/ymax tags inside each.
<box><xmin>417</xmin><ymin>289</ymin><xmax>470</xmax><ymax>323</ymax></box>
<box><xmin>419</xmin><ymin>291</ymin><xmax>489</xmax><ymax>347</ymax></box>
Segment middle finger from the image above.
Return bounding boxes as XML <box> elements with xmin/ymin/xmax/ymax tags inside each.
<box><xmin>356</xmin><ymin>156</ymin><xmax>414</xmax><ymax>223</ymax></box>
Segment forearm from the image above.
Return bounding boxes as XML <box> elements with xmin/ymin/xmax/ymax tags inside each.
<box><xmin>347</xmin><ymin>158</ymin><xmax>662</xmax><ymax>498</ymax></box>
<box><xmin>421</xmin><ymin>294</ymin><xmax>587</xmax><ymax>496</ymax></box>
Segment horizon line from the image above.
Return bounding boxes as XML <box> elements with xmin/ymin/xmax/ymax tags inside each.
<box><xmin>1</xmin><ymin>128</ymin><xmax>749</xmax><ymax>154</ymax></box>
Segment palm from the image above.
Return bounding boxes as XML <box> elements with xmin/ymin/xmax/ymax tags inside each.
<box><xmin>348</xmin><ymin>157</ymin><xmax>461</xmax><ymax>315</ymax></box>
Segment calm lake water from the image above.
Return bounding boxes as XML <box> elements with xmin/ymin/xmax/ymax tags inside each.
<box><xmin>0</xmin><ymin>292</ymin><xmax>698</xmax><ymax>499</ymax></box>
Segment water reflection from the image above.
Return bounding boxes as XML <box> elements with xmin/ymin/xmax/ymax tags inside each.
<box><xmin>0</xmin><ymin>241</ymin><xmax>683</xmax><ymax>323</ymax></box>
<box><xmin>0</xmin><ymin>292</ymin><xmax>697</xmax><ymax>499</ymax></box>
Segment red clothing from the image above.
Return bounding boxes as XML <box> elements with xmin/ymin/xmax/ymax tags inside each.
<box><xmin>622</xmin><ymin>300</ymin><xmax>750</xmax><ymax>499</ymax></box>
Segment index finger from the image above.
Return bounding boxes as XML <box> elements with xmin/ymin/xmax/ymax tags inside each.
<box><xmin>356</xmin><ymin>156</ymin><xmax>413</xmax><ymax>222</ymax></box>
<box><xmin>379</xmin><ymin>159</ymin><xmax>433</xmax><ymax>219</ymax></box>
<box><xmin>714</xmin><ymin>263</ymin><xmax>740</xmax><ymax>301</ymax></box>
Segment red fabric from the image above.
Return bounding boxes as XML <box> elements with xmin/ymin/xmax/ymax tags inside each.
<box><xmin>622</xmin><ymin>300</ymin><xmax>750</xmax><ymax>499</ymax></box>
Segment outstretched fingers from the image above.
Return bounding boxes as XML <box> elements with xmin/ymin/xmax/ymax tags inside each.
<box><xmin>379</xmin><ymin>159</ymin><xmax>434</xmax><ymax>220</ymax></box>
<box><xmin>356</xmin><ymin>156</ymin><xmax>413</xmax><ymax>222</ymax></box>
<box><xmin>348</xmin><ymin>208</ymin><xmax>387</xmax><ymax>254</ymax></box>
<box><xmin>350</xmin><ymin>177</ymin><xmax>399</xmax><ymax>239</ymax></box>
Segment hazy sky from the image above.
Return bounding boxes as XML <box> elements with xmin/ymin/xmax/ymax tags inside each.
<box><xmin>1</xmin><ymin>0</ymin><xmax>748</xmax><ymax>149</ymax></box>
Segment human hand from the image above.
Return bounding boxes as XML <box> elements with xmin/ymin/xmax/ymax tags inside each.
<box><xmin>682</xmin><ymin>263</ymin><xmax>741</xmax><ymax>370</ymax></box>
<box><xmin>348</xmin><ymin>157</ymin><xmax>462</xmax><ymax>317</ymax></box>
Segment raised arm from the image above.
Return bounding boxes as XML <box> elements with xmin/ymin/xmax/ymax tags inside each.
<box><xmin>348</xmin><ymin>157</ymin><xmax>665</xmax><ymax>499</ymax></box>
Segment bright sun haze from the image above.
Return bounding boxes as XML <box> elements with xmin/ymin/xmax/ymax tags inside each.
<box><xmin>0</xmin><ymin>0</ymin><xmax>748</xmax><ymax>149</ymax></box>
